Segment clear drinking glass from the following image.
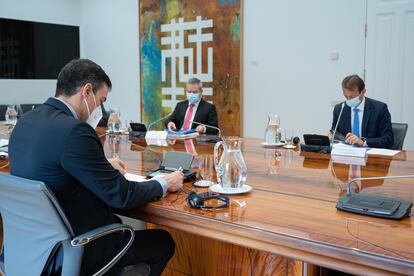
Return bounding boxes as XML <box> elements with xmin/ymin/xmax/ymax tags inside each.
<box><xmin>199</xmin><ymin>155</ymin><xmax>214</xmax><ymax>181</ymax></box>
<box><xmin>5</xmin><ymin>105</ymin><xmax>18</xmax><ymax>125</ymax></box>
<box><xmin>285</xmin><ymin>129</ymin><xmax>294</xmax><ymax>146</ymax></box>
<box><xmin>264</xmin><ymin>114</ymin><xmax>280</xmax><ymax>144</ymax></box>
<box><xmin>107</xmin><ymin>108</ymin><xmax>122</xmax><ymax>133</ymax></box>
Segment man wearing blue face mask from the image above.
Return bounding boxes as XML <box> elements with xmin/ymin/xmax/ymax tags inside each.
<box><xmin>331</xmin><ymin>74</ymin><xmax>393</xmax><ymax>148</ymax></box>
<box><xmin>9</xmin><ymin>59</ymin><xmax>183</xmax><ymax>275</ymax></box>
<box><xmin>166</xmin><ymin>77</ymin><xmax>219</xmax><ymax>135</ymax></box>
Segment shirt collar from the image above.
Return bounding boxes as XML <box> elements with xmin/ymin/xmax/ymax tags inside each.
<box><xmin>356</xmin><ymin>96</ymin><xmax>365</xmax><ymax>111</ymax></box>
<box><xmin>54</xmin><ymin>97</ymin><xmax>78</xmax><ymax>119</ymax></box>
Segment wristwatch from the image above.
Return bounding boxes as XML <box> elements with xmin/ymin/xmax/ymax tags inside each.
<box><xmin>361</xmin><ymin>137</ymin><xmax>367</xmax><ymax>147</ymax></box>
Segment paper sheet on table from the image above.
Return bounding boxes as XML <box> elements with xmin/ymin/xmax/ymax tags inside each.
<box><xmin>0</xmin><ymin>152</ymin><xmax>7</xmax><ymax>157</ymax></box>
<box><xmin>331</xmin><ymin>143</ymin><xmax>368</xmax><ymax>158</ymax></box>
<box><xmin>0</xmin><ymin>139</ymin><xmax>8</xmax><ymax>147</ymax></box>
<box><xmin>124</xmin><ymin>173</ymin><xmax>148</xmax><ymax>182</ymax></box>
<box><xmin>367</xmin><ymin>148</ymin><xmax>400</xmax><ymax>156</ymax></box>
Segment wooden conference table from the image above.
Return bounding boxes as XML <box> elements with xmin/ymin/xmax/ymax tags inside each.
<box><xmin>1</xmin><ymin>125</ymin><xmax>414</xmax><ymax>275</ymax></box>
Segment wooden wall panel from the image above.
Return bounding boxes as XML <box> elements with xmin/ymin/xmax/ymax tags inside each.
<box><xmin>148</xmin><ymin>223</ymin><xmax>302</xmax><ymax>276</ymax></box>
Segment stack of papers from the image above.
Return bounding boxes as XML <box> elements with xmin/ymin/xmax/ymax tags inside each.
<box><xmin>331</xmin><ymin>143</ymin><xmax>368</xmax><ymax>158</ymax></box>
<box><xmin>145</xmin><ymin>130</ymin><xmax>168</xmax><ymax>146</ymax></box>
<box><xmin>167</xmin><ymin>129</ymin><xmax>199</xmax><ymax>139</ymax></box>
<box><xmin>367</xmin><ymin>148</ymin><xmax>400</xmax><ymax>156</ymax></box>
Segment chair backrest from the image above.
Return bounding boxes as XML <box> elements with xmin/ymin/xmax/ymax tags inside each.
<box><xmin>391</xmin><ymin>123</ymin><xmax>408</xmax><ymax>150</ymax></box>
<box><xmin>0</xmin><ymin>105</ymin><xmax>7</xmax><ymax>121</ymax></box>
<box><xmin>18</xmin><ymin>104</ymin><xmax>41</xmax><ymax>114</ymax></box>
<box><xmin>0</xmin><ymin>173</ymin><xmax>81</xmax><ymax>276</ymax></box>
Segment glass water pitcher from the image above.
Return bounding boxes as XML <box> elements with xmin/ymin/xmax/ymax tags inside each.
<box><xmin>214</xmin><ymin>137</ymin><xmax>247</xmax><ymax>189</ymax></box>
<box><xmin>107</xmin><ymin>108</ymin><xmax>122</xmax><ymax>133</ymax></box>
<box><xmin>264</xmin><ymin>113</ymin><xmax>281</xmax><ymax>144</ymax></box>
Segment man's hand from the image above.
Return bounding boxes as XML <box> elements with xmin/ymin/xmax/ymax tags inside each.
<box><xmin>163</xmin><ymin>170</ymin><xmax>184</xmax><ymax>192</ymax></box>
<box><xmin>196</xmin><ymin>125</ymin><xmax>206</xmax><ymax>133</ymax></box>
<box><xmin>345</xmin><ymin>133</ymin><xmax>364</xmax><ymax>146</ymax></box>
<box><xmin>167</xmin><ymin>122</ymin><xmax>177</xmax><ymax>131</ymax></box>
<box><xmin>108</xmin><ymin>158</ymin><xmax>127</xmax><ymax>175</ymax></box>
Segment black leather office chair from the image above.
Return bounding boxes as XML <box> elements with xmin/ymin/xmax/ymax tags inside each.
<box><xmin>18</xmin><ymin>104</ymin><xmax>41</xmax><ymax>114</ymax></box>
<box><xmin>391</xmin><ymin>123</ymin><xmax>408</xmax><ymax>150</ymax></box>
<box><xmin>0</xmin><ymin>106</ymin><xmax>7</xmax><ymax>121</ymax></box>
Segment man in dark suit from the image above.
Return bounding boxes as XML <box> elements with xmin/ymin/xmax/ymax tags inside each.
<box><xmin>166</xmin><ymin>77</ymin><xmax>219</xmax><ymax>135</ymax></box>
<box><xmin>331</xmin><ymin>74</ymin><xmax>394</xmax><ymax>148</ymax></box>
<box><xmin>9</xmin><ymin>59</ymin><xmax>183</xmax><ymax>275</ymax></box>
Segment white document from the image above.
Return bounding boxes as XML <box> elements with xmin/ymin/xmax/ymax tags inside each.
<box><xmin>145</xmin><ymin>131</ymin><xmax>169</xmax><ymax>146</ymax></box>
<box><xmin>0</xmin><ymin>139</ymin><xmax>8</xmax><ymax>147</ymax></box>
<box><xmin>124</xmin><ymin>173</ymin><xmax>148</xmax><ymax>182</ymax></box>
<box><xmin>331</xmin><ymin>154</ymin><xmax>366</xmax><ymax>166</ymax></box>
<box><xmin>145</xmin><ymin>130</ymin><xmax>168</xmax><ymax>140</ymax></box>
<box><xmin>331</xmin><ymin>143</ymin><xmax>368</xmax><ymax>158</ymax></box>
<box><xmin>367</xmin><ymin>148</ymin><xmax>400</xmax><ymax>156</ymax></box>
<box><xmin>0</xmin><ymin>152</ymin><xmax>7</xmax><ymax>157</ymax></box>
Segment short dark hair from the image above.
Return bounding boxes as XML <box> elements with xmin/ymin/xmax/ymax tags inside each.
<box><xmin>187</xmin><ymin>77</ymin><xmax>203</xmax><ymax>92</ymax></box>
<box><xmin>55</xmin><ymin>59</ymin><xmax>112</xmax><ymax>97</ymax></box>
<box><xmin>342</xmin><ymin>74</ymin><xmax>365</xmax><ymax>92</ymax></box>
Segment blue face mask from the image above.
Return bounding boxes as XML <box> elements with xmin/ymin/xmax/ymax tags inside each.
<box><xmin>187</xmin><ymin>93</ymin><xmax>200</xmax><ymax>104</ymax></box>
<box><xmin>346</xmin><ymin>95</ymin><xmax>361</xmax><ymax>108</ymax></box>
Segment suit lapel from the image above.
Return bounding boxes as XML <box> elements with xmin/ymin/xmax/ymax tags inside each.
<box><xmin>361</xmin><ymin>97</ymin><xmax>371</xmax><ymax>137</ymax></box>
<box><xmin>342</xmin><ymin>106</ymin><xmax>352</xmax><ymax>134</ymax></box>
<box><xmin>192</xmin><ymin>99</ymin><xmax>204</xmax><ymax>124</ymax></box>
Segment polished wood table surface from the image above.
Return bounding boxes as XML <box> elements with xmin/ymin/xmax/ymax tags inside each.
<box><xmin>101</xmin><ymin>132</ymin><xmax>414</xmax><ymax>276</ymax></box>
<box><xmin>1</xmin><ymin>124</ymin><xmax>414</xmax><ymax>275</ymax></box>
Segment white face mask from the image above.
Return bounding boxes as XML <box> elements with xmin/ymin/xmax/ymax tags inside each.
<box><xmin>346</xmin><ymin>95</ymin><xmax>361</xmax><ymax>108</ymax></box>
<box><xmin>84</xmin><ymin>92</ymin><xmax>103</xmax><ymax>129</ymax></box>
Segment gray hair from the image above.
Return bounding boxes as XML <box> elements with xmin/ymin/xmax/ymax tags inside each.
<box><xmin>187</xmin><ymin>77</ymin><xmax>203</xmax><ymax>92</ymax></box>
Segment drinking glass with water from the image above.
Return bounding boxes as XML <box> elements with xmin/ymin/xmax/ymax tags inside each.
<box><xmin>5</xmin><ymin>105</ymin><xmax>18</xmax><ymax>125</ymax></box>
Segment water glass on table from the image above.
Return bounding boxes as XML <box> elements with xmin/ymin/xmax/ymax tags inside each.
<box><xmin>5</xmin><ymin>105</ymin><xmax>18</xmax><ymax>126</ymax></box>
<box><xmin>284</xmin><ymin>129</ymin><xmax>294</xmax><ymax>148</ymax></box>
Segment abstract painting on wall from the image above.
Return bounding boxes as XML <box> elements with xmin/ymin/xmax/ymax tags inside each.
<box><xmin>140</xmin><ymin>0</ymin><xmax>242</xmax><ymax>135</ymax></box>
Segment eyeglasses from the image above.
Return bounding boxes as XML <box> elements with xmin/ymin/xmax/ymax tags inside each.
<box><xmin>186</xmin><ymin>90</ymin><xmax>200</xmax><ymax>94</ymax></box>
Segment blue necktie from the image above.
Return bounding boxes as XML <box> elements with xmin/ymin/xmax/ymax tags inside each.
<box><xmin>353</xmin><ymin>108</ymin><xmax>360</xmax><ymax>137</ymax></box>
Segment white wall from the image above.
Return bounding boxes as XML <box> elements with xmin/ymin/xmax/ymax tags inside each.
<box><xmin>81</xmin><ymin>0</ymin><xmax>141</xmax><ymax>123</ymax></box>
<box><xmin>0</xmin><ymin>0</ymin><xmax>81</xmax><ymax>104</ymax></box>
<box><xmin>243</xmin><ymin>0</ymin><xmax>367</xmax><ymax>140</ymax></box>
<box><xmin>5</xmin><ymin>0</ymin><xmax>401</xmax><ymax>150</ymax></box>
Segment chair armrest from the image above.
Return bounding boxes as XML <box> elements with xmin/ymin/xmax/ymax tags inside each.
<box><xmin>71</xmin><ymin>223</ymin><xmax>135</xmax><ymax>276</ymax></box>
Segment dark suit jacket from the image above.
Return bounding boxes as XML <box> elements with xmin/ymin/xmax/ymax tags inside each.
<box><xmin>9</xmin><ymin>97</ymin><xmax>163</xmax><ymax>273</ymax></box>
<box><xmin>331</xmin><ymin>97</ymin><xmax>394</xmax><ymax>148</ymax></box>
<box><xmin>165</xmin><ymin>99</ymin><xmax>219</xmax><ymax>135</ymax></box>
